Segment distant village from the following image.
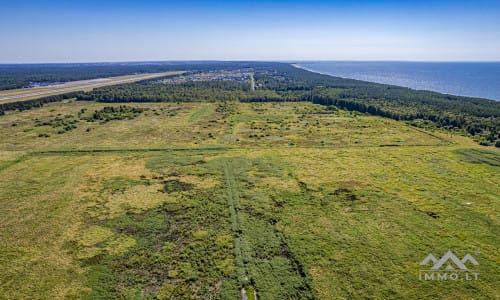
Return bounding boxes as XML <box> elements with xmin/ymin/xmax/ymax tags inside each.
<box><xmin>158</xmin><ymin>70</ymin><xmax>253</xmax><ymax>85</ymax></box>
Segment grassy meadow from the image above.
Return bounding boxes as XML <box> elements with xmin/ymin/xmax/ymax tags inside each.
<box><xmin>0</xmin><ymin>100</ymin><xmax>498</xmax><ymax>299</ymax></box>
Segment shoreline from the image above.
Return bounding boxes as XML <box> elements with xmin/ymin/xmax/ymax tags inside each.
<box><xmin>291</xmin><ymin>63</ymin><xmax>499</xmax><ymax>101</ymax></box>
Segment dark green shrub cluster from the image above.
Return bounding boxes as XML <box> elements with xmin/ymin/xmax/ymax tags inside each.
<box><xmin>35</xmin><ymin>115</ymin><xmax>79</xmax><ymax>134</ymax></box>
<box><xmin>83</xmin><ymin>106</ymin><xmax>145</xmax><ymax>122</ymax></box>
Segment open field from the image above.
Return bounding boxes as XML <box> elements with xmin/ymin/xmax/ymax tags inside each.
<box><xmin>0</xmin><ymin>72</ymin><xmax>183</xmax><ymax>103</ymax></box>
<box><xmin>0</xmin><ymin>100</ymin><xmax>458</xmax><ymax>151</ymax></box>
<box><xmin>0</xmin><ymin>101</ymin><xmax>498</xmax><ymax>299</ymax></box>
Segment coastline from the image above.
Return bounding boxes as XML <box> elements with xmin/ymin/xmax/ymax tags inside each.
<box><xmin>292</xmin><ymin>62</ymin><xmax>500</xmax><ymax>101</ymax></box>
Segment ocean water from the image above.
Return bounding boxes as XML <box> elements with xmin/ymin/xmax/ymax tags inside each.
<box><xmin>297</xmin><ymin>61</ymin><xmax>500</xmax><ymax>101</ymax></box>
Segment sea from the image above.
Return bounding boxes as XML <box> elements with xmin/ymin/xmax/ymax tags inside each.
<box><xmin>296</xmin><ymin>61</ymin><xmax>500</xmax><ymax>101</ymax></box>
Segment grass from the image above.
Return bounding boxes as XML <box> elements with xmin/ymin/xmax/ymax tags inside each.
<box><xmin>0</xmin><ymin>101</ymin><xmax>461</xmax><ymax>151</ymax></box>
<box><xmin>454</xmin><ymin>148</ymin><xmax>500</xmax><ymax>167</ymax></box>
<box><xmin>187</xmin><ymin>103</ymin><xmax>217</xmax><ymax>123</ymax></box>
<box><xmin>274</xmin><ymin>147</ymin><xmax>499</xmax><ymax>299</ymax></box>
<box><xmin>0</xmin><ymin>101</ymin><xmax>498</xmax><ymax>299</ymax></box>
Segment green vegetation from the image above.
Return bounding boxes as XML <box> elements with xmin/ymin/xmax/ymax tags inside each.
<box><xmin>34</xmin><ymin>114</ymin><xmax>79</xmax><ymax>134</ymax></box>
<box><xmin>76</xmin><ymin>80</ymin><xmax>250</xmax><ymax>103</ymax></box>
<box><xmin>71</xmin><ymin>63</ymin><xmax>499</xmax><ymax>146</ymax></box>
<box><xmin>454</xmin><ymin>148</ymin><xmax>500</xmax><ymax>166</ymax></box>
<box><xmin>84</xmin><ymin>106</ymin><xmax>146</xmax><ymax>122</ymax></box>
<box><xmin>0</xmin><ymin>63</ymin><xmax>498</xmax><ymax>299</ymax></box>
<box><xmin>187</xmin><ymin>103</ymin><xmax>217</xmax><ymax>122</ymax></box>
<box><xmin>24</xmin><ymin>105</ymin><xmax>146</xmax><ymax>137</ymax></box>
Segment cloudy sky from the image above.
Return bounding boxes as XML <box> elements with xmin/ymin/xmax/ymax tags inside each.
<box><xmin>1</xmin><ymin>0</ymin><xmax>499</xmax><ymax>63</ymax></box>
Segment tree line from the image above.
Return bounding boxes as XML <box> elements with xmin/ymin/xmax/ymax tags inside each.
<box><xmin>0</xmin><ymin>92</ymin><xmax>80</xmax><ymax>115</ymax></box>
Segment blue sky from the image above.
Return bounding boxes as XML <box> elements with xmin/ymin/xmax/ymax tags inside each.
<box><xmin>0</xmin><ymin>0</ymin><xmax>499</xmax><ymax>63</ymax></box>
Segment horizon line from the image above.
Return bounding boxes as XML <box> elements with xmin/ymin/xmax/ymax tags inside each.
<box><xmin>2</xmin><ymin>59</ymin><xmax>500</xmax><ymax>65</ymax></box>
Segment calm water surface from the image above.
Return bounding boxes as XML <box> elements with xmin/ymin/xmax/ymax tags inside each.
<box><xmin>298</xmin><ymin>62</ymin><xmax>500</xmax><ymax>101</ymax></box>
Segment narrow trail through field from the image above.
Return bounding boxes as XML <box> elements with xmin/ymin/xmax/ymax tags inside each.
<box><xmin>223</xmin><ymin>159</ymin><xmax>256</xmax><ymax>300</ymax></box>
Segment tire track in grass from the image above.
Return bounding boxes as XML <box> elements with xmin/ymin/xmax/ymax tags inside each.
<box><xmin>223</xmin><ymin>159</ymin><xmax>256</xmax><ymax>299</ymax></box>
<box><xmin>222</xmin><ymin>157</ymin><xmax>316</xmax><ymax>300</ymax></box>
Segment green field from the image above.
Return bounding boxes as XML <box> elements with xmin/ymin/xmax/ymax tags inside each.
<box><xmin>0</xmin><ymin>100</ymin><xmax>498</xmax><ymax>299</ymax></box>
